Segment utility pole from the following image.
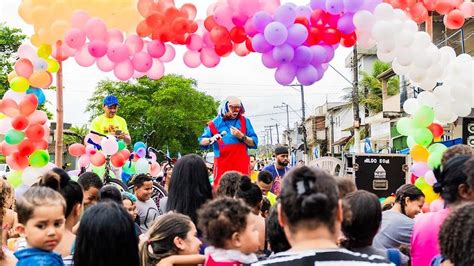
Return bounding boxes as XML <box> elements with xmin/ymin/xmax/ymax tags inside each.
<box><xmin>352</xmin><ymin>45</ymin><xmax>361</xmax><ymax>153</ymax></box>
<box><xmin>289</xmin><ymin>84</ymin><xmax>308</xmax><ymax>161</ymax></box>
<box><xmin>265</xmin><ymin>125</ymin><xmax>275</xmax><ymax>145</ymax></box>
<box><xmin>270</xmin><ymin>118</ymin><xmax>280</xmax><ymax>144</ymax></box>
<box><xmin>274</xmin><ymin>103</ymin><xmax>291</xmax><ymax>147</ymax></box>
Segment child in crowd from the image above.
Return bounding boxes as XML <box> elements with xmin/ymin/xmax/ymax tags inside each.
<box><xmin>265</xmin><ymin>205</ymin><xmax>290</xmax><ymax>255</ymax></box>
<box><xmin>122</xmin><ymin>192</ymin><xmax>141</xmax><ymax>237</ymax></box>
<box><xmin>139</xmin><ymin>213</ymin><xmax>203</xmax><ymax>266</ymax></box>
<box><xmin>14</xmin><ymin>186</ymin><xmax>66</xmax><ymax>266</ymax></box>
<box><xmin>198</xmin><ymin>197</ymin><xmax>260</xmax><ymax>265</ymax></box>
<box><xmin>216</xmin><ymin>171</ymin><xmax>242</xmax><ymax>198</ymax></box>
<box><xmin>0</xmin><ymin>180</ymin><xmax>16</xmax><ymax>265</ymax></box>
<box><xmin>1</xmin><ymin>179</ymin><xmax>17</xmax><ymax>247</ymax></box>
<box><xmin>256</xmin><ymin>171</ymin><xmax>277</xmax><ymax>206</ymax></box>
<box><xmin>335</xmin><ymin>175</ymin><xmax>356</xmax><ymax>198</ymax></box>
<box><xmin>99</xmin><ymin>185</ymin><xmax>123</xmax><ymax>204</ymax></box>
<box><xmin>77</xmin><ymin>172</ymin><xmax>103</xmax><ymax>210</ymax></box>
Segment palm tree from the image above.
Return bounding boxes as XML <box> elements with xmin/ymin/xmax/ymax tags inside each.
<box><xmin>64</xmin><ymin>125</ymin><xmax>89</xmax><ymax>145</ymax></box>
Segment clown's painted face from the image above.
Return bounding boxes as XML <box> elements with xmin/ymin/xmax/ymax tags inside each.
<box><xmin>225</xmin><ymin>98</ymin><xmax>242</xmax><ymax>119</ymax></box>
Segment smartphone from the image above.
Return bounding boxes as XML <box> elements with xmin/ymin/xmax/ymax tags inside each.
<box><xmin>115</xmin><ymin>130</ymin><xmax>122</xmax><ymax>136</ymax></box>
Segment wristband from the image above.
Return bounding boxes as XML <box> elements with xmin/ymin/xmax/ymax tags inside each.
<box><xmin>240</xmin><ymin>135</ymin><xmax>247</xmax><ymax>142</ymax></box>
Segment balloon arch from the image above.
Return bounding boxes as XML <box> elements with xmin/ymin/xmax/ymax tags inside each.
<box><xmin>1</xmin><ymin>0</ymin><xmax>473</xmax><ymax>206</ymax></box>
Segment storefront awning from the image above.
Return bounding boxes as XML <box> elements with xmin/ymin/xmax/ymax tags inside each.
<box><xmin>333</xmin><ymin>136</ymin><xmax>352</xmax><ymax>146</ymax></box>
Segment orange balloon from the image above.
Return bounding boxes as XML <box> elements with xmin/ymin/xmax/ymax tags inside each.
<box><xmin>19</xmin><ymin>94</ymin><xmax>39</xmax><ymax>116</ymax></box>
<box><xmin>410</xmin><ymin>144</ymin><xmax>429</xmax><ymax>162</ymax></box>
<box><xmin>7</xmin><ymin>71</ymin><xmax>17</xmax><ymax>82</ymax></box>
<box><xmin>90</xmin><ymin>152</ymin><xmax>106</xmax><ymax>166</ymax></box>
<box><xmin>29</xmin><ymin>71</ymin><xmax>52</xmax><ymax>89</ymax></box>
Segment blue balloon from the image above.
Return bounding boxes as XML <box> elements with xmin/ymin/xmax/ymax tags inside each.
<box><xmin>26</xmin><ymin>87</ymin><xmax>46</xmax><ymax>105</ymax></box>
<box><xmin>133</xmin><ymin>141</ymin><xmax>147</xmax><ymax>152</ymax></box>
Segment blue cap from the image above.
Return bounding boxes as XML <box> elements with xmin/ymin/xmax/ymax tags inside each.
<box><xmin>103</xmin><ymin>95</ymin><xmax>119</xmax><ymax>107</ymax></box>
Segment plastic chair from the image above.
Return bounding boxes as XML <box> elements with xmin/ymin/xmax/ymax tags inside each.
<box><xmin>308</xmin><ymin>157</ymin><xmax>344</xmax><ymax>176</ymax></box>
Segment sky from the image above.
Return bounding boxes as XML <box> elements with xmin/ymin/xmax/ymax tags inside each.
<box><xmin>1</xmin><ymin>0</ymin><xmax>353</xmax><ymax>145</ymax></box>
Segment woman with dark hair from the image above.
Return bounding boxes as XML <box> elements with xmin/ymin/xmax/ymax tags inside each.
<box><xmin>251</xmin><ymin>166</ymin><xmax>390</xmax><ymax>265</ymax></box>
<box><xmin>73</xmin><ymin>201</ymin><xmax>139</xmax><ymax>266</ymax></box>
<box><xmin>38</xmin><ymin>168</ymin><xmax>83</xmax><ymax>265</ymax></box>
<box><xmin>266</xmin><ymin>205</ymin><xmax>290</xmax><ymax>254</ymax></box>
<box><xmin>342</xmin><ymin>191</ymin><xmax>407</xmax><ymax>266</ymax></box>
<box><xmin>373</xmin><ymin>184</ymin><xmax>424</xmax><ymax>250</ymax></box>
<box><xmin>411</xmin><ymin>154</ymin><xmax>474</xmax><ymax>266</ymax></box>
<box><xmin>165</xmin><ymin>154</ymin><xmax>213</xmax><ymax>225</ymax></box>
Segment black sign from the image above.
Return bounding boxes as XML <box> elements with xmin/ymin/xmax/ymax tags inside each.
<box><xmin>353</xmin><ymin>154</ymin><xmax>409</xmax><ymax>198</ymax></box>
<box><xmin>462</xmin><ymin>117</ymin><xmax>474</xmax><ymax>147</ymax></box>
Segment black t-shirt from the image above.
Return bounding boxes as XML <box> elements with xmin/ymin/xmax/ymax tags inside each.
<box><xmin>249</xmin><ymin>249</ymin><xmax>393</xmax><ymax>266</ymax></box>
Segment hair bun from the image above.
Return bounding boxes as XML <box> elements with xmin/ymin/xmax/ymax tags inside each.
<box><xmin>433</xmin><ymin>182</ymin><xmax>443</xmax><ymax>194</ymax></box>
<box><xmin>38</xmin><ymin>172</ymin><xmax>61</xmax><ymax>191</ymax></box>
<box><xmin>301</xmin><ymin>193</ymin><xmax>329</xmax><ymax>216</ymax></box>
<box><xmin>239</xmin><ymin>175</ymin><xmax>252</xmax><ymax>191</ymax></box>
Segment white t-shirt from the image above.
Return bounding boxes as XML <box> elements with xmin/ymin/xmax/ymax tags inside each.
<box><xmin>135</xmin><ymin>198</ymin><xmax>162</xmax><ymax>233</ymax></box>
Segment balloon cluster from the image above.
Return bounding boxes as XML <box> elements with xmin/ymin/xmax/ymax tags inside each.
<box><xmin>18</xmin><ymin>0</ymin><xmax>140</xmax><ymax>46</ymax></box>
<box><xmin>62</xmin><ymin>11</ymin><xmax>174</xmax><ymax>80</ymax></box>
<box><xmin>383</xmin><ymin>0</ymin><xmax>473</xmax><ymax>29</ymax></box>
<box><xmin>396</xmin><ymin>104</ymin><xmax>445</xmax><ymax>204</ymax></box>
<box><xmin>136</xmin><ymin>0</ymin><xmax>198</xmax><ymax>44</ymax></box>
<box><xmin>354</xmin><ymin>3</ymin><xmax>473</xmax><ymax>123</ymax></box>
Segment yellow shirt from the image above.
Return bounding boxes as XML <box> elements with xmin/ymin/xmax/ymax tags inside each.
<box><xmin>266</xmin><ymin>192</ymin><xmax>277</xmax><ymax>206</ymax></box>
<box><xmin>250</xmin><ymin>170</ymin><xmax>259</xmax><ymax>182</ymax></box>
<box><xmin>91</xmin><ymin>114</ymin><xmax>129</xmax><ymax>135</ymax></box>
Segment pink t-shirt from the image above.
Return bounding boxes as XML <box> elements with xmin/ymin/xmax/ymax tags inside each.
<box><xmin>410</xmin><ymin>208</ymin><xmax>451</xmax><ymax>266</ymax></box>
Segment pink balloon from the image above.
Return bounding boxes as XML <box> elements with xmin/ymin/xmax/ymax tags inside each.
<box><xmin>186</xmin><ymin>34</ymin><xmax>203</xmax><ymax>51</ymax></box>
<box><xmin>150</xmin><ymin>161</ymin><xmax>161</xmax><ymax>176</ymax></box>
<box><xmin>425</xmin><ymin>170</ymin><xmax>437</xmax><ymax>185</ymax></box>
<box><xmin>183</xmin><ymin>50</ymin><xmax>201</xmax><ymax>68</ymax></box>
<box><xmin>27</xmin><ymin>110</ymin><xmax>48</xmax><ymax>125</ymax></box>
<box><xmin>147</xmin><ymin>40</ymin><xmax>166</xmax><ymax>58</ymax></box>
<box><xmin>88</xmin><ymin>40</ymin><xmax>108</xmax><ymax>58</ymax></box>
<box><xmin>3</xmin><ymin>90</ymin><xmax>25</xmax><ymax>104</ymax></box>
<box><xmin>108</xmin><ymin>29</ymin><xmax>124</xmax><ymax>43</ymax></box>
<box><xmin>147</xmin><ymin>59</ymin><xmax>165</xmax><ymax>80</ymax></box>
<box><xmin>96</xmin><ymin>56</ymin><xmax>116</xmax><ymax>72</ymax></box>
<box><xmin>133</xmin><ymin>71</ymin><xmax>146</xmax><ymax>78</ymax></box>
<box><xmin>160</xmin><ymin>44</ymin><xmax>176</xmax><ymax>63</ymax></box>
<box><xmin>52</xmin><ymin>43</ymin><xmax>76</xmax><ymax>61</ymax></box>
<box><xmin>444</xmin><ymin>9</ymin><xmax>465</xmax><ymax>29</ymax></box>
<box><xmin>107</xmin><ymin>43</ymin><xmax>130</xmax><ymax>63</ymax></box>
<box><xmin>429</xmin><ymin>199</ymin><xmax>445</xmax><ymax>212</ymax></box>
<box><xmin>85</xmin><ymin>144</ymin><xmax>97</xmax><ymax>156</ymax></box>
<box><xmin>458</xmin><ymin>2</ymin><xmax>473</xmax><ymax>18</ymax></box>
<box><xmin>132</xmin><ymin>52</ymin><xmax>153</xmax><ymax>72</ymax></box>
<box><xmin>200</xmin><ymin>47</ymin><xmax>220</xmax><ymax>68</ymax></box>
<box><xmin>114</xmin><ymin>59</ymin><xmax>134</xmax><ymax>81</ymax></box>
<box><xmin>244</xmin><ymin>19</ymin><xmax>258</xmax><ymax>37</ymax></box>
<box><xmin>64</xmin><ymin>29</ymin><xmax>86</xmax><ymax>49</ymax></box>
<box><xmin>0</xmin><ymin>118</ymin><xmax>13</xmax><ymax>134</ymax></box>
<box><xmin>234</xmin><ymin>42</ymin><xmax>250</xmax><ymax>57</ymax></box>
<box><xmin>412</xmin><ymin>162</ymin><xmax>430</xmax><ymax>177</ymax></box>
<box><xmin>239</xmin><ymin>0</ymin><xmax>261</xmax><ymax>16</ymax></box>
<box><xmin>78</xmin><ymin>154</ymin><xmax>91</xmax><ymax>168</ymax></box>
<box><xmin>75</xmin><ymin>44</ymin><xmax>96</xmax><ymax>67</ymax></box>
<box><xmin>14</xmin><ymin>58</ymin><xmax>34</xmax><ymax>78</ymax></box>
<box><xmin>71</xmin><ymin>11</ymin><xmax>91</xmax><ymax>29</ymax></box>
<box><xmin>125</xmin><ymin>35</ymin><xmax>144</xmax><ymax>55</ymax></box>
<box><xmin>84</xmin><ymin>18</ymin><xmax>108</xmax><ymax>41</ymax></box>
<box><xmin>1</xmin><ymin>141</ymin><xmax>18</xmax><ymax>156</ymax></box>
<box><xmin>214</xmin><ymin>6</ymin><xmax>234</xmax><ymax>30</ymax></box>
<box><xmin>100</xmin><ymin>136</ymin><xmax>119</xmax><ymax>155</ymax></box>
<box><xmin>17</xmin><ymin>44</ymin><xmax>36</xmax><ymax>60</ymax></box>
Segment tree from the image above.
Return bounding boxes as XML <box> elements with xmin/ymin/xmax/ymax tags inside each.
<box><xmin>64</xmin><ymin>125</ymin><xmax>89</xmax><ymax>145</ymax></box>
<box><xmin>0</xmin><ymin>23</ymin><xmax>27</xmax><ymax>97</ymax></box>
<box><xmin>86</xmin><ymin>74</ymin><xmax>219</xmax><ymax>155</ymax></box>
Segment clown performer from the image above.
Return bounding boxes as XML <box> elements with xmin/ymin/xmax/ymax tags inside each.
<box><xmin>199</xmin><ymin>96</ymin><xmax>258</xmax><ymax>188</ymax></box>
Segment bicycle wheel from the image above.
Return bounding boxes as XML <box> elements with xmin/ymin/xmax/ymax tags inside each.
<box><xmin>105</xmin><ymin>178</ymin><xmax>128</xmax><ymax>192</ymax></box>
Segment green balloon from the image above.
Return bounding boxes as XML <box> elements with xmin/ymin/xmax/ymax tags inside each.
<box><xmin>7</xmin><ymin>171</ymin><xmax>23</xmax><ymax>188</ymax></box>
<box><xmin>92</xmin><ymin>165</ymin><xmax>106</xmax><ymax>178</ymax></box>
<box><xmin>413</xmin><ymin>128</ymin><xmax>433</xmax><ymax>147</ymax></box>
<box><xmin>122</xmin><ymin>161</ymin><xmax>135</xmax><ymax>175</ymax></box>
<box><xmin>428</xmin><ymin>152</ymin><xmax>443</xmax><ymax>169</ymax></box>
<box><xmin>118</xmin><ymin>140</ymin><xmax>126</xmax><ymax>151</ymax></box>
<box><xmin>379</xmin><ymin>197</ymin><xmax>387</xmax><ymax>204</ymax></box>
<box><xmin>396</xmin><ymin>118</ymin><xmax>413</xmax><ymax>136</ymax></box>
<box><xmin>29</xmin><ymin>150</ymin><xmax>50</xmax><ymax>168</ymax></box>
<box><xmin>407</xmin><ymin>136</ymin><xmax>416</xmax><ymax>149</ymax></box>
<box><xmin>428</xmin><ymin>143</ymin><xmax>448</xmax><ymax>154</ymax></box>
<box><xmin>5</xmin><ymin>129</ymin><xmax>25</xmax><ymax>145</ymax></box>
<box><xmin>415</xmin><ymin>177</ymin><xmax>430</xmax><ymax>191</ymax></box>
<box><xmin>412</xmin><ymin>106</ymin><xmax>435</xmax><ymax>128</ymax></box>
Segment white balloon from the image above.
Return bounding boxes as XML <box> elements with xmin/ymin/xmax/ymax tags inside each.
<box><xmin>395</xmin><ymin>47</ymin><xmax>415</xmax><ymax>66</ymax></box>
<box><xmin>373</xmin><ymin>3</ymin><xmax>394</xmax><ymax>21</ymax></box>
<box><xmin>418</xmin><ymin>91</ymin><xmax>437</xmax><ymax>107</ymax></box>
<box><xmin>353</xmin><ymin>10</ymin><xmax>375</xmax><ymax>30</ymax></box>
<box><xmin>22</xmin><ymin>167</ymin><xmax>44</xmax><ymax>186</ymax></box>
<box><xmin>398</xmin><ymin>30</ymin><xmax>415</xmax><ymax>47</ymax></box>
<box><xmin>456</xmin><ymin>53</ymin><xmax>472</xmax><ymax>64</ymax></box>
<box><xmin>3</xmin><ymin>89</ymin><xmax>26</xmax><ymax>103</ymax></box>
<box><xmin>377</xmin><ymin>41</ymin><xmax>396</xmax><ymax>53</ymax></box>
<box><xmin>403</xmin><ymin>20</ymin><xmax>418</xmax><ymax>33</ymax></box>
<box><xmin>371</xmin><ymin>21</ymin><xmax>394</xmax><ymax>41</ymax></box>
<box><xmin>434</xmin><ymin>103</ymin><xmax>454</xmax><ymax>123</ymax></box>
<box><xmin>408</xmin><ymin>65</ymin><xmax>427</xmax><ymax>84</ymax></box>
<box><xmin>403</xmin><ymin>98</ymin><xmax>420</xmax><ymax>115</ymax></box>
<box><xmin>418</xmin><ymin>78</ymin><xmax>437</xmax><ymax>91</ymax></box>
<box><xmin>393</xmin><ymin>9</ymin><xmax>408</xmax><ymax>21</ymax></box>
<box><xmin>377</xmin><ymin>49</ymin><xmax>395</xmax><ymax>63</ymax></box>
<box><xmin>392</xmin><ymin>59</ymin><xmax>409</xmax><ymax>75</ymax></box>
<box><xmin>433</xmin><ymin>85</ymin><xmax>452</xmax><ymax>100</ymax></box>
<box><xmin>439</xmin><ymin>46</ymin><xmax>456</xmax><ymax>63</ymax></box>
<box><xmin>427</xmin><ymin>63</ymin><xmax>445</xmax><ymax>81</ymax></box>
<box><xmin>412</xmin><ymin>32</ymin><xmax>431</xmax><ymax>50</ymax></box>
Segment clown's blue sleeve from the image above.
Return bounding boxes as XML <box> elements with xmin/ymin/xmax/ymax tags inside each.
<box><xmin>245</xmin><ymin>118</ymin><xmax>258</xmax><ymax>149</ymax></box>
<box><xmin>198</xmin><ymin>125</ymin><xmax>213</xmax><ymax>148</ymax></box>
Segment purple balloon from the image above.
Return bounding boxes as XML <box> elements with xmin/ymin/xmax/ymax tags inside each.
<box><xmin>310</xmin><ymin>0</ymin><xmax>327</xmax><ymax>10</ymax></box>
<box><xmin>252</xmin><ymin>34</ymin><xmax>273</xmax><ymax>53</ymax></box>
<box><xmin>274</xmin><ymin>4</ymin><xmax>297</xmax><ymax>27</ymax></box>
<box><xmin>310</xmin><ymin>45</ymin><xmax>327</xmax><ymax>65</ymax></box>
<box><xmin>297</xmin><ymin>65</ymin><xmax>320</xmax><ymax>86</ymax></box>
<box><xmin>262</xmin><ymin>51</ymin><xmax>281</xmax><ymax>69</ymax></box>
<box><xmin>275</xmin><ymin>63</ymin><xmax>297</xmax><ymax>85</ymax></box>
<box><xmin>321</xmin><ymin>44</ymin><xmax>335</xmax><ymax>62</ymax></box>
<box><xmin>287</xmin><ymin>24</ymin><xmax>309</xmax><ymax>46</ymax></box>
<box><xmin>361</xmin><ymin>0</ymin><xmax>383</xmax><ymax>12</ymax></box>
<box><xmin>293</xmin><ymin>46</ymin><xmax>313</xmax><ymax>67</ymax></box>
<box><xmin>326</xmin><ymin>0</ymin><xmax>344</xmax><ymax>15</ymax></box>
<box><xmin>264</xmin><ymin>22</ymin><xmax>288</xmax><ymax>46</ymax></box>
<box><xmin>343</xmin><ymin>0</ymin><xmax>364</xmax><ymax>13</ymax></box>
<box><xmin>295</xmin><ymin>6</ymin><xmax>312</xmax><ymax>19</ymax></box>
<box><xmin>337</xmin><ymin>13</ymin><xmax>355</xmax><ymax>34</ymax></box>
<box><xmin>273</xmin><ymin>44</ymin><xmax>295</xmax><ymax>63</ymax></box>
<box><xmin>253</xmin><ymin>11</ymin><xmax>273</xmax><ymax>33</ymax></box>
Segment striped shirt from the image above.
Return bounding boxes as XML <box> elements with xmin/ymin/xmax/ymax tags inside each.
<box><xmin>250</xmin><ymin>249</ymin><xmax>394</xmax><ymax>266</ymax></box>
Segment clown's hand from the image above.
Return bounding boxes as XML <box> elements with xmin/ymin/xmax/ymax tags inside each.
<box><xmin>209</xmin><ymin>133</ymin><xmax>222</xmax><ymax>144</ymax></box>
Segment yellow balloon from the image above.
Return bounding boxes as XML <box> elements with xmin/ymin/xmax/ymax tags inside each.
<box><xmin>10</xmin><ymin>76</ymin><xmax>30</xmax><ymax>92</ymax></box>
<box><xmin>46</xmin><ymin>58</ymin><xmax>60</xmax><ymax>73</ymax></box>
<box><xmin>422</xmin><ymin>186</ymin><xmax>440</xmax><ymax>203</ymax></box>
<box><xmin>37</xmin><ymin>44</ymin><xmax>52</xmax><ymax>58</ymax></box>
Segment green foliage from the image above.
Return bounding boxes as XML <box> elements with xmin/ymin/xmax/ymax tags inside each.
<box><xmin>64</xmin><ymin>125</ymin><xmax>89</xmax><ymax>145</ymax></box>
<box><xmin>0</xmin><ymin>23</ymin><xmax>27</xmax><ymax>97</ymax></box>
<box><xmin>86</xmin><ymin>74</ymin><xmax>219</xmax><ymax>155</ymax></box>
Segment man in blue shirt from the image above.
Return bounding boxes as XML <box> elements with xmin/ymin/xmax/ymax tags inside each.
<box><xmin>199</xmin><ymin>96</ymin><xmax>258</xmax><ymax>189</ymax></box>
<box><xmin>263</xmin><ymin>146</ymin><xmax>290</xmax><ymax>195</ymax></box>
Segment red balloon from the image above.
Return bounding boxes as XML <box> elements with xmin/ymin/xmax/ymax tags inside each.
<box><xmin>444</xmin><ymin>10</ymin><xmax>465</xmax><ymax>29</ymax></box>
<box><xmin>19</xmin><ymin>94</ymin><xmax>39</xmax><ymax>116</ymax></box>
<box><xmin>11</xmin><ymin>115</ymin><xmax>29</xmax><ymax>130</ymax></box>
<box><xmin>409</xmin><ymin>3</ymin><xmax>429</xmax><ymax>24</ymax></box>
<box><xmin>164</xmin><ymin>7</ymin><xmax>181</xmax><ymax>24</ymax></box>
<box><xmin>90</xmin><ymin>152</ymin><xmax>106</xmax><ymax>166</ymax></box>
<box><xmin>436</xmin><ymin>0</ymin><xmax>454</xmax><ymax>15</ymax></box>
<box><xmin>428</xmin><ymin>123</ymin><xmax>444</xmax><ymax>138</ymax></box>
<box><xmin>215</xmin><ymin>42</ymin><xmax>233</xmax><ymax>57</ymax></box>
<box><xmin>204</xmin><ymin>16</ymin><xmax>218</xmax><ymax>32</ymax></box>
<box><xmin>186</xmin><ymin>22</ymin><xmax>198</xmax><ymax>33</ymax></box>
<box><xmin>34</xmin><ymin>139</ymin><xmax>49</xmax><ymax>150</ymax></box>
<box><xmin>18</xmin><ymin>139</ymin><xmax>35</xmax><ymax>157</ymax></box>
<box><xmin>120</xmin><ymin>149</ymin><xmax>131</xmax><ymax>160</ymax></box>
<box><xmin>423</xmin><ymin>0</ymin><xmax>437</xmax><ymax>11</ymax></box>
<box><xmin>171</xmin><ymin>17</ymin><xmax>189</xmax><ymax>34</ymax></box>
<box><xmin>111</xmin><ymin>153</ymin><xmax>126</xmax><ymax>168</ymax></box>
<box><xmin>410</xmin><ymin>173</ymin><xmax>417</xmax><ymax>184</ymax></box>
<box><xmin>68</xmin><ymin>143</ymin><xmax>86</xmax><ymax>157</ymax></box>
<box><xmin>137</xmin><ymin>20</ymin><xmax>152</xmax><ymax>37</ymax></box>
<box><xmin>245</xmin><ymin>38</ymin><xmax>254</xmax><ymax>52</ymax></box>
<box><xmin>25</xmin><ymin>124</ymin><xmax>45</xmax><ymax>141</ymax></box>
<box><xmin>7</xmin><ymin>152</ymin><xmax>29</xmax><ymax>171</ymax></box>
<box><xmin>322</xmin><ymin>28</ymin><xmax>341</xmax><ymax>45</ymax></box>
<box><xmin>340</xmin><ymin>32</ymin><xmax>357</xmax><ymax>47</ymax></box>
<box><xmin>146</xmin><ymin>12</ymin><xmax>165</xmax><ymax>28</ymax></box>
<box><xmin>310</xmin><ymin>10</ymin><xmax>329</xmax><ymax>26</ymax></box>
<box><xmin>327</xmin><ymin>14</ymin><xmax>340</xmax><ymax>28</ymax></box>
<box><xmin>230</xmin><ymin>27</ymin><xmax>247</xmax><ymax>43</ymax></box>
<box><xmin>1</xmin><ymin>142</ymin><xmax>18</xmax><ymax>156</ymax></box>
<box><xmin>295</xmin><ymin>16</ymin><xmax>310</xmax><ymax>29</ymax></box>
<box><xmin>306</xmin><ymin>27</ymin><xmax>323</xmax><ymax>46</ymax></box>
<box><xmin>210</xmin><ymin>26</ymin><xmax>231</xmax><ymax>45</ymax></box>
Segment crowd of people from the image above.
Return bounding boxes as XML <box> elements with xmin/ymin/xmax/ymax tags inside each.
<box><xmin>0</xmin><ymin>143</ymin><xmax>473</xmax><ymax>266</ymax></box>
